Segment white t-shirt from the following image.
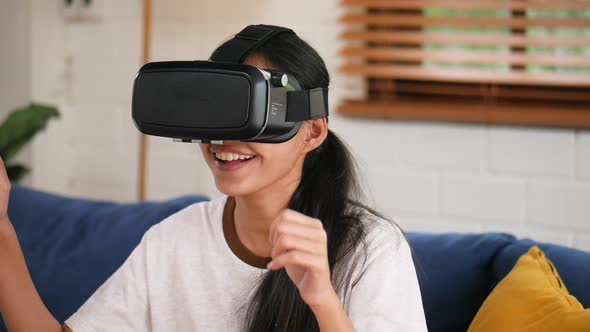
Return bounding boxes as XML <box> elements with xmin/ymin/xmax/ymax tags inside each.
<box><xmin>65</xmin><ymin>196</ymin><xmax>427</xmax><ymax>331</ymax></box>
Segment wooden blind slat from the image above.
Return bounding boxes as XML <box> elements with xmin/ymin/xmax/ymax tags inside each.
<box><xmin>341</xmin><ymin>64</ymin><xmax>590</xmax><ymax>87</ymax></box>
<box><xmin>338</xmin><ymin>99</ymin><xmax>590</xmax><ymax>128</ymax></box>
<box><xmin>341</xmin><ymin>14</ymin><xmax>590</xmax><ymax>28</ymax></box>
<box><xmin>341</xmin><ymin>47</ymin><xmax>590</xmax><ymax>67</ymax></box>
<box><xmin>342</xmin><ymin>0</ymin><xmax>590</xmax><ymax>11</ymax></box>
<box><xmin>341</xmin><ymin>30</ymin><xmax>590</xmax><ymax>48</ymax></box>
<box><xmin>372</xmin><ymin>81</ymin><xmax>590</xmax><ymax>103</ymax></box>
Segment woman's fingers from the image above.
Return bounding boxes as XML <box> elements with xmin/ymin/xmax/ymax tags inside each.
<box><xmin>270</xmin><ymin>232</ymin><xmax>324</xmax><ymax>259</ymax></box>
<box><xmin>269</xmin><ymin>210</ymin><xmax>327</xmax><ymax>260</ymax></box>
<box><xmin>268</xmin><ymin>209</ymin><xmax>329</xmax><ymax>273</ymax></box>
<box><xmin>268</xmin><ymin>250</ymin><xmax>324</xmax><ymax>272</ymax></box>
<box><xmin>0</xmin><ymin>158</ymin><xmax>10</xmax><ymax>188</ymax></box>
<box><xmin>0</xmin><ymin>157</ymin><xmax>11</xmax><ymax>221</ymax></box>
<box><xmin>270</xmin><ymin>221</ymin><xmax>326</xmax><ymax>247</ymax></box>
<box><xmin>269</xmin><ymin>209</ymin><xmax>324</xmax><ymax>245</ymax></box>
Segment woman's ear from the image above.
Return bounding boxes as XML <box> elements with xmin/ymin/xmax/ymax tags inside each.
<box><xmin>303</xmin><ymin>118</ymin><xmax>328</xmax><ymax>153</ymax></box>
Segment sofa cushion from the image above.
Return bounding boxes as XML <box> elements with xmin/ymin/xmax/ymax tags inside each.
<box><xmin>469</xmin><ymin>246</ymin><xmax>590</xmax><ymax>332</ymax></box>
<box><xmin>407</xmin><ymin>232</ymin><xmax>516</xmax><ymax>332</ymax></box>
<box><xmin>492</xmin><ymin>238</ymin><xmax>590</xmax><ymax>309</ymax></box>
<box><xmin>4</xmin><ymin>184</ymin><xmax>207</xmax><ymax>330</ymax></box>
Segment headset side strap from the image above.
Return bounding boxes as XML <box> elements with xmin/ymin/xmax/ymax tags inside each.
<box><xmin>286</xmin><ymin>88</ymin><xmax>329</xmax><ymax>122</ymax></box>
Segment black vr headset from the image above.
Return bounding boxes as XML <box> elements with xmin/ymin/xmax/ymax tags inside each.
<box><xmin>131</xmin><ymin>24</ymin><xmax>329</xmax><ymax>144</ymax></box>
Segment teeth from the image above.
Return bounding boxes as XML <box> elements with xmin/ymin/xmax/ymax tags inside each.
<box><xmin>215</xmin><ymin>152</ymin><xmax>254</xmax><ymax>161</ymax></box>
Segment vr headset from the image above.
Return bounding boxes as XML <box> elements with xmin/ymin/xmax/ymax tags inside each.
<box><xmin>131</xmin><ymin>24</ymin><xmax>329</xmax><ymax>144</ymax></box>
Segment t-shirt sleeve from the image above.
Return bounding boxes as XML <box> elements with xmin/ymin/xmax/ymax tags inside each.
<box><xmin>347</xmin><ymin>223</ymin><xmax>428</xmax><ymax>332</ymax></box>
<box><xmin>65</xmin><ymin>232</ymin><xmax>152</xmax><ymax>332</ymax></box>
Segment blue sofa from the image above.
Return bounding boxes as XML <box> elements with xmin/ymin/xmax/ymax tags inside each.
<box><xmin>2</xmin><ymin>184</ymin><xmax>589</xmax><ymax>332</ymax></box>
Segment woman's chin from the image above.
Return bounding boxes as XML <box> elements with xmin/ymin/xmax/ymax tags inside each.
<box><xmin>214</xmin><ymin>179</ymin><xmax>255</xmax><ymax>197</ymax></box>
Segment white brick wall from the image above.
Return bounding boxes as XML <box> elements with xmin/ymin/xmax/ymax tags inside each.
<box><xmin>487</xmin><ymin>127</ymin><xmax>575</xmax><ymax>178</ymax></box>
<box><xmin>0</xmin><ymin>0</ymin><xmax>31</xmax><ymax>117</ymax></box>
<box><xmin>574</xmin><ymin>234</ymin><xmax>590</xmax><ymax>252</ymax></box>
<box><xmin>29</xmin><ymin>0</ymin><xmax>142</xmax><ymax>199</ymax></box>
<box><xmin>527</xmin><ymin>182</ymin><xmax>590</xmax><ymax>230</ymax></box>
<box><xmin>397</xmin><ymin>123</ymin><xmax>484</xmax><ymax>171</ymax></box>
<box><xmin>25</xmin><ymin>0</ymin><xmax>590</xmax><ymax>250</ymax></box>
<box><xmin>440</xmin><ymin>175</ymin><xmax>523</xmax><ymax>224</ymax></box>
<box><xmin>578</xmin><ymin>133</ymin><xmax>590</xmax><ymax>179</ymax></box>
<box><xmin>367</xmin><ymin>169</ymin><xmax>437</xmax><ymax>218</ymax></box>
<box><xmin>0</xmin><ymin>0</ymin><xmax>32</xmax><ymax>185</ymax></box>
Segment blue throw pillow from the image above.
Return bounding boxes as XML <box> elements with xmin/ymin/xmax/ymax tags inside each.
<box><xmin>2</xmin><ymin>184</ymin><xmax>207</xmax><ymax>331</ymax></box>
<box><xmin>492</xmin><ymin>239</ymin><xmax>590</xmax><ymax>309</ymax></box>
<box><xmin>407</xmin><ymin>232</ymin><xmax>516</xmax><ymax>332</ymax></box>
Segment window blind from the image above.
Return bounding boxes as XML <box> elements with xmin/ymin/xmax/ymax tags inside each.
<box><xmin>339</xmin><ymin>0</ymin><xmax>590</xmax><ymax>128</ymax></box>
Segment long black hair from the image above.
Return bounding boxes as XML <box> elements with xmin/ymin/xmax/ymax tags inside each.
<box><xmin>216</xmin><ymin>28</ymin><xmax>385</xmax><ymax>331</ymax></box>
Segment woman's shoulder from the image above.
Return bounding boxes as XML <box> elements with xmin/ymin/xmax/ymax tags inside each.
<box><xmin>335</xmin><ymin>205</ymin><xmax>414</xmax><ymax>292</ymax></box>
<box><xmin>353</xmin><ymin>205</ymin><xmax>407</xmax><ymax>255</ymax></box>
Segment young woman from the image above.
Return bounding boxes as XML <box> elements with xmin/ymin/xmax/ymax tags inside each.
<box><xmin>0</xmin><ymin>27</ymin><xmax>426</xmax><ymax>331</ymax></box>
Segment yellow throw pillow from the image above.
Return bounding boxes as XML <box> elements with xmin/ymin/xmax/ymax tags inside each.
<box><xmin>468</xmin><ymin>246</ymin><xmax>590</xmax><ymax>332</ymax></box>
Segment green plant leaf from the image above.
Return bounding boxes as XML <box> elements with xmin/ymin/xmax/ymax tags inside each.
<box><xmin>0</xmin><ymin>103</ymin><xmax>60</xmax><ymax>163</ymax></box>
<box><xmin>5</xmin><ymin>164</ymin><xmax>30</xmax><ymax>183</ymax></box>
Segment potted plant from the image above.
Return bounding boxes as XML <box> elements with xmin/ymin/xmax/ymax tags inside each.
<box><xmin>0</xmin><ymin>103</ymin><xmax>60</xmax><ymax>182</ymax></box>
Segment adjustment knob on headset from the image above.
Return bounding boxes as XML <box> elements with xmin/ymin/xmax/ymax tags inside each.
<box><xmin>270</xmin><ymin>72</ymin><xmax>289</xmax><ymax>87</ymax></box>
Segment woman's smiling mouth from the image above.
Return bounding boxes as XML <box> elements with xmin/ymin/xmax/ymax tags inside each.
<box><xmin>209</xmin><ymin>146</ymin><xmax>257</xmax><ymax>171</ymax></box>
<box><xmin>214</xmin><ymin>152</ymin><xmax>255</xmax><ymax>162</ymax></box>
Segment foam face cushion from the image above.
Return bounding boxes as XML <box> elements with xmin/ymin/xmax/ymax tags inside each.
<box><xmin>468</xmin><ymin>246</ymin><xmax>590</xmax><ymax>332</ymax></box>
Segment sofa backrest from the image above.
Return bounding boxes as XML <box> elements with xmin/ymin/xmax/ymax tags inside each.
<box><xmin>407</xmin><ymin>232</ymin><xmax>590</xmax><ymax>332</ymax></box>
<box><xmin>407</xmin><ymin>232</ymin><xmax>516</xmax><ymax>332</ymax></box>
<box><xmin>3</xmin><ymin>185</ymin><xmax>589</xmax><ymax>332</ymax></box>
<box><xmin>3</xmin><ymin>184</ymin><xmax>207</xmax><ymax>331</ymax></box>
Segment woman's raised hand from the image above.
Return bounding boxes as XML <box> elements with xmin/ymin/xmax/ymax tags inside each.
<box><xmin>267</xmin><ymin>210</ymin><xmax>338</xmax><ymax>311</ymax></box>
<box><xmin>0</xmin><ymin>158</ymin><xmax>65</xmax><ymax>332</ymax></box>
<box><xmin>267</xmin><ymin>210</ymin><xmax>357</xmax><ymax>331</ymax></box>
<box><xmin>0</xmin><ymin>157</ymin><xmax>12</xmax><ymax>233</ymax></box>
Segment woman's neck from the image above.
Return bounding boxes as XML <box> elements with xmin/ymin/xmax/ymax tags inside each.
<box><xmin>233</xmin><ymin>176</ymin><xmax>300</xmax><ymax>258</ymax></box>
